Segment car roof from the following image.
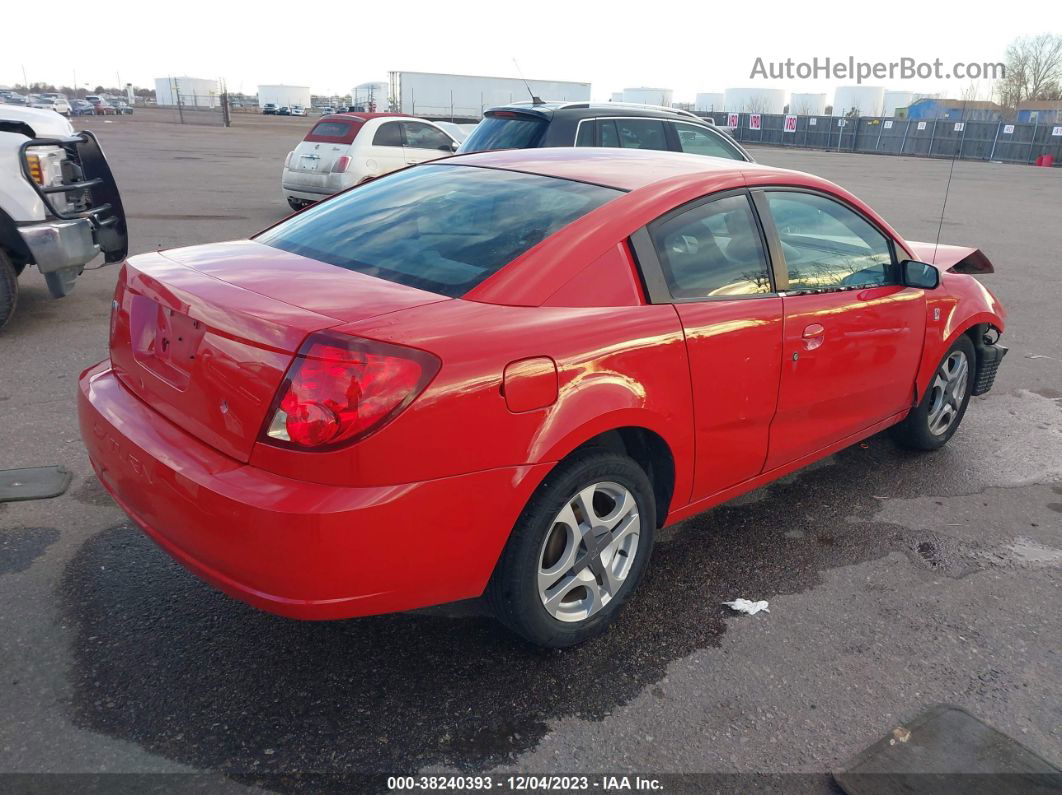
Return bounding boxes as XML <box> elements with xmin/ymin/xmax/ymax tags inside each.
<box><xmin>332</xmin><ymin>112</ymin><xmax>409</xmax><ymax>121</ymax></box>
<box><xmin>485</xmin><ymin>101</ymin><xmax>705</xmax><ymax>122</ymax></box>
<box><xmin>446</xmin><ymin>146</ymin><xmax>788</xmax><ymax>192</ymax></box>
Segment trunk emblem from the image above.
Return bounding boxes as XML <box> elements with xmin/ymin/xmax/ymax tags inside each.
<box><xmin>219</xmin><ymin>400</ymin><xmax>229</xmax><ymax>415</ymax></box>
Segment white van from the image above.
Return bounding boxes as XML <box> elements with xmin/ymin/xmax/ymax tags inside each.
<box><xmin>281</xmin><ymin>113</ymin><xmax>459</xmax><ymax>210</ymax></box>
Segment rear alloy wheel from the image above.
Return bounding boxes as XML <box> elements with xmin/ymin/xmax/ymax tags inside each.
<box><xmin>892</xmin><ymin>335</ymin><xmax>976</xmax><ymax>450</ymax></box>
<box><xmin>0</xmin><ymin>249</ymin><xmax>19</xmax><ymax>331</ymax></box>
<box><xmin>489</xmin><ymin>451</ymin><xmax>655</xmax><ymax>647</ymax></box>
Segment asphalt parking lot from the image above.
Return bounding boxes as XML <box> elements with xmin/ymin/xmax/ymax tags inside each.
<box><xmin>1</xmin><ymin>108</ymin><xmax>1060</xmax><ymax>791</ymax></box>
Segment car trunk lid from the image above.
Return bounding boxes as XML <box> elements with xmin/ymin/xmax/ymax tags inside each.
<box><xmin>109</xmin><ymin>241</ymin><xmax>446</xmax><ymax>462</ymax></box>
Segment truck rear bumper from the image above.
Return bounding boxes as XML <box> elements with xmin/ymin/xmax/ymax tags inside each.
<box><xmin>17</xmin><ymin>218</ymin><xmax>98</xmax><ymax>273</ymax></box>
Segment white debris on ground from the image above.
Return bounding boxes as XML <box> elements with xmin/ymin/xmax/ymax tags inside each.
<box><xmin>722</xmin><ymin>598</ymin><xmax>770</xmax><ymax>615</ymax></box>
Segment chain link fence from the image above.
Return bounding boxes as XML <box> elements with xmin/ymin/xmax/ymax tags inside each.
<box><xmin>706</xmin><ymin>112</ymin><xmax>1062</xmax><ymax>165</ymax></box>
<box><xmin>157</xmin><ymin>93</ymin><xmax>232</xmax><ymax>127</ymax></box>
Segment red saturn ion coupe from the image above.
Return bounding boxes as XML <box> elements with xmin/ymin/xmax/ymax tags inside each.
<box><xmin>79</xmin><ymin>148</ymin><xmax>1007</xmax><ymax>647</ymax></box>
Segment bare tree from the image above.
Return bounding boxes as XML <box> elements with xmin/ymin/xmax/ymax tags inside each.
<box><xmin>995</xmin><ymin>33</ymin><xmax>1062</xmax><ymax>109</ymax></box>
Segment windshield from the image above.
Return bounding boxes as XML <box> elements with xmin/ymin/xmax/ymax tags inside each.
<box><xmin>457</xmin><ymin>114</ymin><xmax>548</xmax><ymax>153</ymax></box>
<box><xmin>257</xmin><ymin>164</ymin><xmax>621</xmax><ymax>297</ymax></box>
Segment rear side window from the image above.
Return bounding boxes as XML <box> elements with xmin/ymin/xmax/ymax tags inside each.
<box><xmin>372</xmin><ymin>122</ymin><xmax>404</xmax><ymax>147</ymax></box>
<box><xmin>458</xmin><ymin>114</ymin><xmax>548</xmax><ymax>152</ymax></box>
<box><xmin>672</xmin><ymin>122</ymin><xmax>745</xmax><ymax>160</ymax></box>
<box><xmin>256</xmin><ymin>165</ymin><xmax>621</xmax><ymax>297</ymax></box>
<box><xmin>649</xmin><ymin>194</ymin><xmax>772</xmax><ymax>298</ymax></box>
<box><xmin>305</xmin><ymin>120</ymin><xmax>363</xmax><ymax>144</ymax></box>
<box><xmin>614</xmin><ymin>118</ymin><xmax>669</xmax><ymax>150</ymax></box>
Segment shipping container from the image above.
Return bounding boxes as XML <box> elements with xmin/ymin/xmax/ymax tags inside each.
<box><xmin>388</xmin><ymin>71</ymin><xmax>591</xmax><ymax>120</ymax></box>
<box><xmin>258</xmin><ymin>85</ymin><xmax>311</xmax><ymax>109</ymax></box>
<box><xmin>154</xmin><ymin>76</ymin><xmax>221</xmax><ymax>108</ymax></box>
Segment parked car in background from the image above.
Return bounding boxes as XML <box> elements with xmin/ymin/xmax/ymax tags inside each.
<box><xmin>281</xmin><ymin>112</ymin><xmax>459</xmax><ymax>210</ymax></box>
<box><xmin>30</xmin><ymin>96</ymin><xmax>71</xmax><ymax>116</ymax></box>
<box><xmin>0</xmin><ymin>104</ymin><xmax>127</xmax><ymax>329</ymax></box>
<box><xmin>81</xmin><ymin>147</ymin><xmax>1006</xmax><ymax>646</ymax></box>
<box><xmin>278</xmin><ymin>106</ymin><xmax>291</xmax><ymax>116</ymax></box>
<box><xmin>39</xmin><ymin>93</ymin><xmax>72</xmax><ymax>116</ymax></box>
<box><xmin>318</xmin><ymin>106</ymin><xmax>336</xmax><ymax>115</ymax></box>
<box><xmin>458</xmin><ymin>102</ymin><xmax>751</xmax><ymax>162</ymax></box>
<box><xmin>262</xmin><ymin>103</ymin><xmax>278</xmax><ymax>115</ymax></box>
<box><xmin>111</xmin><ymin>100</ymin><xmax>134</xmax><ymax>115</ymax></box>
<box><xmin>85</xmin><ymin>96</ymin><xmax>117</xmax><ymax>115</ymax></box>
<box><xmin>290</xmin><ymin>105</ymin><xmax>306</xmax><ymax>116</ymax></box>
<box><xmin>70</xmin><ymin>99</ymin><xmax>95</xmax><ymax>116</ymax></box>
<box><xmin>1</xmin><ymin>93</ymin><xmax>28</xmax><ymax>105</ymax></box>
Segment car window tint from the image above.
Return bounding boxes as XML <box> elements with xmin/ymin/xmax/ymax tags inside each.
<box><xmin>600</xmin><ymin>119</ymin><xmax>620</xmax><ymax>147</ymax></box>
<box><xmin>575</xmin><ymin>120</ymin><xmax>595</xmax><ymax>146</ymax></box>
<box><xmin>614</xmin><ymin>118</ymin><xmax>668</xmax><ymax>150</ymax></box>
<box><xmin>649</xmin><ymin>194</ymin><xmax>772</xmax><ymax>298</ymax></box>
<box><xmin>257</xmin><ymin>165</ymin><xmax>621</xmax><ymax>298</ymax></box>
<box><xmin>372</xmin><ymin>122</ymin><xmax>403</xmax><ymax>147</ymax></box>
<box><xmin>765</xmin><ymin>192</ymin><xmax>896</xmax><ymax>291</ymax></box>
<box><xmin>673</xmin><ymin>122</ymin><xmax>744</xmax><ymax>160</ymax></box>
<box><xmin>402</xmin><ymin>121</ymin><xmax>453</xmax><ymax>151</ymax></box>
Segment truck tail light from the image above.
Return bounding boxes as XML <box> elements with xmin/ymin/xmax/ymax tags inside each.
<box><xmin>331</xmin><ymin>155</ymin><xmax>351</xmax><ymax>173</ymax></box>
<box><xmin>284</xmin><ymin>151</ymin><xmax>294</xmax><ymax>168</ymax></box>
<box><xmin>262</xmin><ymin>332</ymin><xmax>440</xmax><ymax>450</ymax></box>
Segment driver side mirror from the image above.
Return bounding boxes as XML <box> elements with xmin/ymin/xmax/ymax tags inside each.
<box><xmin>900</xmin><ymin>260</ymin><xmax>939</xmax><ymax>289</ymax></box>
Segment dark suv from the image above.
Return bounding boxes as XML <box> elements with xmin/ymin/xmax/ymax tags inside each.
<box><xmin>457</xmin><ymin>102</ymin><xmax>752</xmax><ymax>162</ymax></box>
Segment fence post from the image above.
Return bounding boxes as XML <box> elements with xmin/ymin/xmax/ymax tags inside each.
<box><xmin>900</xmin><ymin>120</ymin><xmax>911</xmax><ymax>154</ymax></box>
<box><xmin>989</xmin><ymin>121</ymin><xmax>1002</xmax><ymax>161</ymax></box>
<box><xmin>1028</xmin><ymin>121</ymin><xmax>1039</xmax><ymax>164</ymax></box>
<box><xmin>928</xmin><ymin>119</ymin><xmax>938</xmax><ymax>157</ymax></box>
<box><xmin>957</xmin><ymin>119</ymin><xmax>968</xmax><ymax>159</ymax></box>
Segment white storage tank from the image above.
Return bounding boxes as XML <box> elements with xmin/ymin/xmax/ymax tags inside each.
<box><xmin>154</xmin><ymin>76</ymin><xmax>221</xmax><ymax>108</ymax></box>
<box><xmin>622</xmin><ymin>87</ymin><xmax>673</xmax><ymax>107</ymax></box>
<box><xmin>695</xmin><ymin>92</ymin><xmax>725</xmax><ymax>112</ymax></box>
<box><xmin>883</xmin><ymin>90</ymin><xmax>915</xmax><ymax>117</ymax></box>
<box><xmin>788</xmin><ymin>92</ymin><xmax>826</xmax><ymax>115</ymax></box>
<box><xmin>832</xmin><ymin>86</ymin><xmax>885</xmax><ymax>117</ymax></box>
<box><xmin>257</xmin><ymin>85</ymin><xmax>311</xmax><ymax>109</ymax></box>
<box><xmin>351</xmin><ymin>81</ymin><xmax>387</xmax><ymax>110</ymax></box>
<box><xmin>610</xmin><ymin>91</ymin><xmax>624</xmax><ymax>102</ymax></box>
<box><xmin>724</xmin><ymin>87</ymin><xmax>785</xmax><ymax>114</ymax></box>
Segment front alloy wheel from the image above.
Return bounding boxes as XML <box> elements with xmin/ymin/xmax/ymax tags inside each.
<box><xmin>489</xmin><ymin>450</ymin><xmax>656</xmax><ymax>647</ymax></box>
<box><xmin>892</xmin><ymin>335</ymin><xmax>976</xmax><ymax>451</ymax></box>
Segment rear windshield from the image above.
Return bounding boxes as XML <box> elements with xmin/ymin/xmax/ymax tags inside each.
<box><xmin>458</xmin><ymin>114</ymin><xmax>548</xmax><ymax>153</ymax></box>
<box><xmin>256</xmin><ymin>165</ymin><xmax>621</xmax><ymax>297</ymax></box>
<box><xmin>305</xmin><ymin>120</ymin><xmax>362</xmax><ymax>143</ymax></box>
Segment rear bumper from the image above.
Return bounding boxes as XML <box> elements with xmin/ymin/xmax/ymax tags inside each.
<box><xmin>78</xmin><ymin>361</ymin><xmax>550</xmax><ymax>620</ymax></box>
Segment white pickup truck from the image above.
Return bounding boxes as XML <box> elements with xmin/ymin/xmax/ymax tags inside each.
<box><xmin>0</xmin><ymin>105</ymin><xmax>127</xmax><ymax>329</ymax></box>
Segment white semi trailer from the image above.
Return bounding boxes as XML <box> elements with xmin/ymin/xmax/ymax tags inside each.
<box><xmin>387</xmin><ymin>71</ymin><xmax>591</xmax><ymax>120</ymax></box>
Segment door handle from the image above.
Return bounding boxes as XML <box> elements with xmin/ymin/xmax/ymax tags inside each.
<box><xmin>802</xmin><ymin>323</ymin><xmax>825</xmax><ymax>350</ymax></box>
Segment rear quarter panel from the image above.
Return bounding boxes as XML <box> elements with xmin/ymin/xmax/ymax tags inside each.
<box><xmin>248</xmin><ymin>298</ymin><xmax>696</xmax><ymax>506</ymax></box>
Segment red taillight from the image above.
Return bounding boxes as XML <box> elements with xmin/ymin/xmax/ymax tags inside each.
<box><xmin>331</xmin><ymin>155</ymin><xmax>351</xmax><ymax>173</ymax></box>
<box><xmin>262</xmin><ymin>332</ymin><xmax>440</xmax><ymax>450</ymax></box>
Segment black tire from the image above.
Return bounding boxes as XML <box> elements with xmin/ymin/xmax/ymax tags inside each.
<box><xmin>0</xmin><ymin>249</ymin><xmax>19</xmax><ymax>332</ymax></box>
<box><xmin>286</xmin><ymin>197</ymin><xmax>302</xmax><ymax>211</ymax></box>
<box><xmin>488</xmin><ymin>450</ymin><xmax>656</xmax><ymax>648</ymax></box>
<box><xmin>892</xmin><ymin>335</ymin><xmax>976</xmax><ymax>451</ymax></box>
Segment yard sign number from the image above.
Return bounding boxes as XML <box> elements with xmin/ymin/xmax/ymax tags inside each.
<box><xmin>749</xmin><ymin>114</ymin><xmax>762</xmax><ymax>131</ymax></box>
<box><xmin>1053</xmin><ymin>126</ymin><xmax>1062</xmax><ymax>136</ymax></box>
<box><xmin>883</xmin><ymin>120</ymin><xmax>893</xmax><ymax>129</ymax></box>
<box><xmin>727</xmin><ymin>113</ymin><xmax>739</xmax><ymax>128</ymax></box>
<box><xmin>954</xmin><ymin>122</ymin><xmax>965</xmax><ymax>132</ymax></box>
<box><xmin>784</xmin><ymin>115</ymin><xmax>797</xmax><ymax>133</ymax></box>
<box><xmin>917</xmin><ymin>121</ymin><xmax>927</xmax><ymax>130</ymax></box>
<box><xmin>1003</xmin><ymin>124</ymin><xmax>1015</xmax><ymax>134</ymax></box>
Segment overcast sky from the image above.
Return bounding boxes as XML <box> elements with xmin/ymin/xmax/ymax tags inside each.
<box><xmin>2</xmin><ymin>0</ymin><xmax>1048</xmax><ymax>101</ymax></box>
